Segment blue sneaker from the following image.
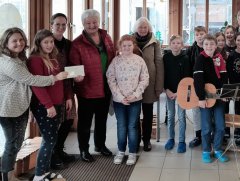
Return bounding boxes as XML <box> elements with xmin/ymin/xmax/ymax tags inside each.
<box><xmin>202</xmin><ymin>152</ymin><xmax>212</xmax><ymax>163</ymax></box>
<box><xmin>165</xmin><ymin>139</ymin><xmax>175</xmax><ymax>150</ymax></box>
<box><xmin>177</xmin><ymin>142</ymin><xmax>186</xmax><ymax>153</ymax></box>
<box><xmin>214</xmin><ymin>151</ymin><xmax>229</xmax><ymax>162</ymax></box>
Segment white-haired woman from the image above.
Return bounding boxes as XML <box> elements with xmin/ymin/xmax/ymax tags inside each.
<box><xmin>69</xmin><ymin>9</ymin><xmax>115</xmax><ymax>162</ymax></box>
<box><xmin>133</xmin><ymin>17</ymin><xmax>164</xmax><ymax>151</ymax></box>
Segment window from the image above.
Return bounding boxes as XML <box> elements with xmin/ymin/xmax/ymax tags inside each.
<box><xmin>182</xmin><ymin>0</ymin><xmax>232</xmax><ymax>45</ymax></box>
<box><xmin>146</xmin><ymin>0</ymin><xmax>169</xmax><ymax>44</ymax></box>
<box><xmin>72</xmin><ymin>0</ymin><xmax>85</xmax><ymax>39</ymax></box>
<box><xmin>93</xmin><ymin>0</ymin><xmax>114</xmax><ymax>37</ymax></box>
<box><xmin>52</xmin><ymin>0</ymin><xmax>68</xmax><ymax>37</ymax></box>
<box><xmin>0</xmin><ymin>0</ymin><xmax>29</xmax><ymax>156</ymax></box>
<box><xmin>52</xmin><ymin>0</ymin><xmax>67</xmax><ymax>15</ymax></box>
<box><xmin>120</xmin><ymin>0</ymin><xmax>169</xmax><ymax>45</ymax></box>
<box><xmin>208</xmin><ymin>0</ymin><xmax>232</xmax><ymax>35</ymax></box>
<box><xmin>0</xmin><ymin>0</ymin><xmax>28</xmax><ymax>36</ymax></box>
<box><xmin>182</xmin><ymin>0</ymin><xmax>206</xmax><ymax>45</ymax></box>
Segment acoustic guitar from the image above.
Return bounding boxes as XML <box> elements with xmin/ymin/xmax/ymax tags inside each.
<box><xmin>177</xmin><ymin>77</ymin><xmax>218</xmax><ymax>109</ymax></box>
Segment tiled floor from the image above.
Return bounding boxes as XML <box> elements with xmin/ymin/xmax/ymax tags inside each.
<box><xmin>64</xmin><ymin>94</ymin><xmax>240</xmax><ymax>181</ymax></box>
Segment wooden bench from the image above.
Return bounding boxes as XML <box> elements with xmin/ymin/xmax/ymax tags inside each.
<box><xmin>15</xmin><ymin>137</ymin><xmax>42</xmax><ymax>176</ymax></box>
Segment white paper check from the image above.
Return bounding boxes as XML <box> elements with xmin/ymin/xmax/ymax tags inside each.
<box><xmin>64</xmin><ymin>65</ymin><xmax>85</xmax><ymax>78</ymax></box>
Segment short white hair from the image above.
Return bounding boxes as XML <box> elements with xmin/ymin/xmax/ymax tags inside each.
<box><xmin>132</xmin><ymin>17</ymin><xmax>153</xmax><ymax>33</ymax></box>
<box><xmin>81</xmin><ymin>9</ymin><xmax>100</xmax><ymax>25</ymax></box>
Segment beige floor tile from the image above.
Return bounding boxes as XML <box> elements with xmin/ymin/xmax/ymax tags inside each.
<box><xmin>160</xmin><ymin>169</ymin><xmax>190</xmax><ymax>181</ymax></box>
<box><xmin>165</xmin><ymin>147</ymin><xmax>192</xmax><ymax>157</ymax></box>
<box><xmin>191</xmin><ymin>147</ymin><xmax>203</xmax><ymax>158</ymax></box>
<box><xmin>63</xmin><ymin>95</ymin><xmax>240</xmax><ymax>181</ymax></box>
<box><xmin>136</xmin><ymin>155</ymin><xmax>165</xmax><ymax>168</ymax></box>
<box><xmin>190</xmin><ymin>157</ymin><xmax>218</xmax><ymax>170</ymax></box>
<box><xmin>219</xmin><ymin>170</ymin><xmax>240</xmax><ymax>181</ymax></box>
<box><xmin>189</xmin><ymin>170</ymin><xmax>219</xmax><ymax>181</ymax></box>
<box><xmin>163</xmin><ymin>156</ymin><xmax>191</xmax><ymax>169</ymax></box>
<box><xmin>129</xmin><ymin>167</ymin><xmax>161</xmax><ymax>181</ymax></box>
<box><xmin>140</xmin><ymin>143</ymin><xmax>166</xmax><ymax>157</ymax></box>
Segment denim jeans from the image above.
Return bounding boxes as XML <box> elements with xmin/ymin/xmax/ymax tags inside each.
<box><xmin>0</xmin><ymin>110</ymin><xmax>29</xmax><ymax>173</ymax></box>
<box><xmin>31</xmin><ymin>104</ymin><xmax>62</xmax><ymax>176</ymax></box>
<box><xmin>166</xmin><ymin>97</ymin><xmax>186</xmax><ymax>142</ymax></box>
<box><xmin>200</xmin><ymin>100</ymin><xmax>225</xmax><ymax>152</ymax></box>
<box><xmin>113</xmin><ymin>101</ymin><xmax>141</xmax><ymax>153</ymax></box>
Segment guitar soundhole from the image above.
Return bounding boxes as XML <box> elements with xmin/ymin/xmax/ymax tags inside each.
<box><xmin>187</xmin><ymin>85</ymin><xmax>191</xmax><ymax>102</ymax></box>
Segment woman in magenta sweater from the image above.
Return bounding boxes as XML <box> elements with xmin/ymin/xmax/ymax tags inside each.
<box><xmin>28</xmin><ymin>29</ymin><xmax>71</xmax><ymax>181</ymax></box>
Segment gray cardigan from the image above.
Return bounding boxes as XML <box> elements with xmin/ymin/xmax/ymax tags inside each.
<box><xmin>0</xmin><ymin>54</ymin><xmax>55</xmax><ymax>117</ymax></box>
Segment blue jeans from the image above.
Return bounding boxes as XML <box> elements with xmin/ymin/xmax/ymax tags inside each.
<box><xmin>200</xmin><ymin>100</ymin><xmax>225</xmax><ymax>152</ymax></box>
<box><xmin>0</xmin><ymin>110</ymin><xmax>29</xmax><ymax>173</ymax></box>
<box><xmin>166</xmin><ymin>97</ymin><xmax>186</xmax><ymax>142</ymax></box>
<box><xmin>31</xmin><ymin>104</ymin><xmax>62</xmax><ymax>176</ymax></box>
<box><xmin>113</xmin><ymin>101</ymin><xmax>141</xmax><ymax>153</ymax></box>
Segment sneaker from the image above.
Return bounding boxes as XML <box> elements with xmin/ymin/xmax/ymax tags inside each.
<box><xmin>165</xmin><ymin>139</ymin><xmax>175</xmax><ymax>150</ymax></box>
<box><xmin>114</xmin><ymin>151</ymin><xmax>125</xmax><ymax>164</ymax></box>
<box><xmin>189</xmin><ymin>137</ymin><xmax>201</xmax><ymax>148</ymax></box>
<box><xmin>41</xmin><ymin>172</ymin><xmax>64</xmax><ymax>181</ymax></box>
<box><xmin>126</xmin><ymin>153</ymin><xmax>136</xmax><ymax>165</ymax></box>
<box><xmin>214</xmin><ymin>151</ymin><xmax>229</xmax><ymax>162</ymax></box>
<box><xmin>177</xmin><ymin>142</ymin><xmax>186</xmax><ymax>153</ymax></box>
<box><xmin>202</xmin><ymin>152</ymin><xmax>212</xmax><ymax>163</ymax></box>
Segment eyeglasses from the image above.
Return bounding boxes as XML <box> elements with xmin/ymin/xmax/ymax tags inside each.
<box><xmin>53</xmin><ymin>23</ymin><xmax>67</xmax><ymax>28</ymax></box>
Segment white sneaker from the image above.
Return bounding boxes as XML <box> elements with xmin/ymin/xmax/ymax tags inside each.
<box><xmin>114</xmin><ymin>151</ymin><xmax>125</xmax><ymax>164</ymax></box>
<box><xmin>126</xmin><ymin>153</ymin><xmax>136</xmax><ymax>165</ymax></box>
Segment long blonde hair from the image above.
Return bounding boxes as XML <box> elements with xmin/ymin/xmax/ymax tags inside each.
<box><xmin>30</xmin><ymin>29</ymin><xmax>58</xmax><ymax>72</ymax></box>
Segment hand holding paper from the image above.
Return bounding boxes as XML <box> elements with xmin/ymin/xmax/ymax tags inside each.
<box><xmin>64</xmin><ymin>65</ymin><xmax>85</xmax><ymax>79</ymax></box>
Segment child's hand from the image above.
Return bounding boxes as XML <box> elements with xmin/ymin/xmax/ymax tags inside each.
<box><xmin>166</xmin><ymin>89</ymin><xmax>175</xmax><ymax>100</ymax></box>
<box><xmin>198</xmin><ymin>100</ymin><xmax>207</xmax><ymax>108</ymax></box>
<box><xmin>121</xmin><ymin>98</ymin><xmax>130</xmax><ymax>105</ymax></box>
<box><xmin>126</xmin><ymin>95</ymin><xmax>137</xmax><ymax>102</ymax></box>
<box><xmin>172</xmin><ymin>93</ymin><xmax>177</xmax><ymax>99</ymax></box>
<box><xmin>47</xmin><ymin>106</ymin><xmax>57</xmax><ymax>118</ymax></box>
<box><xmin>55</xmin><ymin>71</ymin><xmax>68</xmax><ymax>81</ymax></box>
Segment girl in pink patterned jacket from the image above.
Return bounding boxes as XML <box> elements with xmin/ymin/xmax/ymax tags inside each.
<box><xmin>106</xmin><ymin>34</ymin><xmax>149</xmax><ymax>165</ymax></box>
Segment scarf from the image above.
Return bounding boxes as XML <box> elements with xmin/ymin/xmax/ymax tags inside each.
<box><xmin>134</xmin><ymin>32</ymin><xmax>152</xmax><ymax>50</ymax></box>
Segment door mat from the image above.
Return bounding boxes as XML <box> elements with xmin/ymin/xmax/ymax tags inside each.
<box><xmin>52</xmin><ymin>155</ymin><xmax>137</xmax><ymax>181</ymax></box>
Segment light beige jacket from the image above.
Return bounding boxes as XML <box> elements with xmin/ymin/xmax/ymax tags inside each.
<box><xmin>137</xmin><ymin>34</ymin><xmax>164</xmax><ymax>103</ymax></box>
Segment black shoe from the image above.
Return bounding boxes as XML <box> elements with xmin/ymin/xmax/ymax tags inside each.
<box><xmin>51</xmin><ymin>153</ymin><xmax>65</xmax><ymax>170</ymax></box>
<box><xmin>80</xmin><ymin>151</ymin><xmax>94</xmax><ymax>162</ymax></box>
<box><xmin>95</xmin><ymin>146</ymin><xmax>112</xmax><ymax>156</ymax></box>
<box><xmin>189</xmin><ymin>137</ymin><xmax>201</xmax><ymax>148</ymax></box>
<box><xmin>59</xmin><ymin>151</ymin><xmax>75</xmax><ymax>163</ymax></box>
<box><xmin>143</xmin><ymin>141</ymin><xmax>152</xmax><ymax>152</ymax></box>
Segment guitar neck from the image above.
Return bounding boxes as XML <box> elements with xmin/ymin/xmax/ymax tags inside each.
<box><xmin>205</xmin><ymin>92</ymin><xmax>221</xmax><ymax>99</ymax></box>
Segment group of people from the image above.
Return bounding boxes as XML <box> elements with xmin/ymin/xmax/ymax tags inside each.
<box><xmin>164</xmin><ymin>22</ymin><xmax>240</xmax><ymax>164</ymax></box>
<box><xmin>1</xmin><ymin>7</ymin><xmax>240</xmax><ymax>181</ymax></box>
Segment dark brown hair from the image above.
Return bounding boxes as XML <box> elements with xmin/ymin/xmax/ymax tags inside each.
<box><xmin>0</xmin><ymin>27</ymin><xmax>28</xmax><ymax>61</ymax></box>
<box><xmin>194</xmin><ymin>26</ymin><xmax>207</xmax><ymax>33</ymax></box>
<box><xmin>203</xmin><ymin>34</ymin><xmax>217</xmax><ymax>44</ymax></box>
<box><xmin>50</xmin><ymin>13</ymin><xmax>67</xmax><ymax>25</ymax></box>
